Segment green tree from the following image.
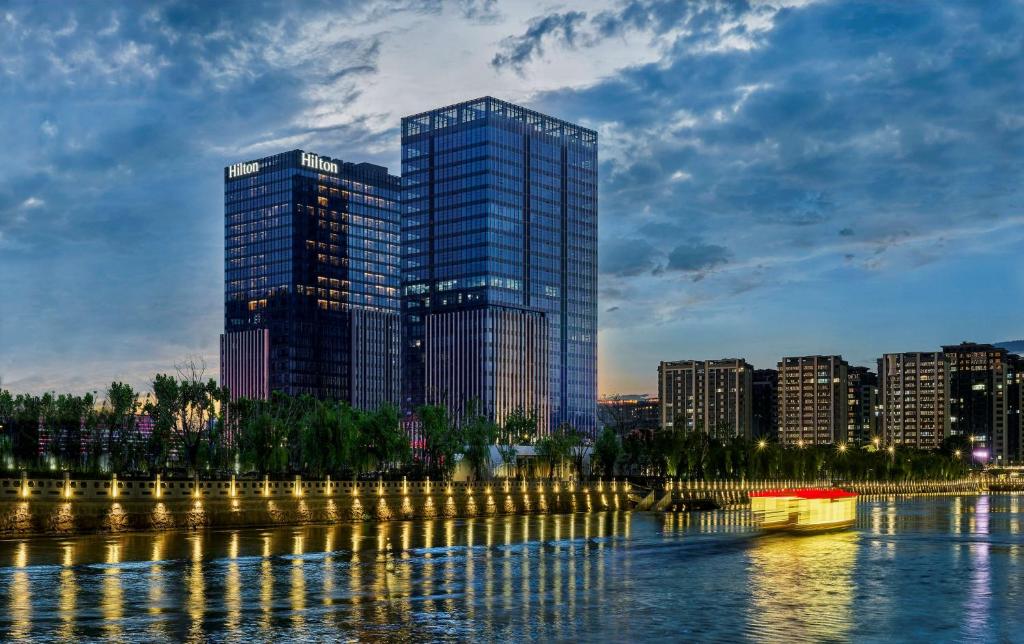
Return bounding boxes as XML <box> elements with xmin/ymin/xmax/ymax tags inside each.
<box><xmin>104</xmin><ymin>382</ymin><xmax>140</xmax><ymax>473</ymax></box>
<box><xmin>418</xmin><ymin>405</ymin><xmax>459</xmax><ymax>480</ymax></box>
<box><xmin>462</xmin><ymin>401</ymin><xmax>498</xmax><ymax>481</ymax></box>
<box><xmin>498</xmin><ymin>407</ymin><xmax>537</xmax><ymax>478</ymax></box>
<box><xmin>146</xmin><ymin>358</ymin><xmax>227</xmax><ymax>475</ymax></box>
<box><xmin>594</xmin><ymin>426</ymin><xmax>621</xmax><ymax>477</ymax></box>
<box><xmin>359</xmin><ymin>403</ymin><xmax>409</xmax><ymax>473</ymax></box>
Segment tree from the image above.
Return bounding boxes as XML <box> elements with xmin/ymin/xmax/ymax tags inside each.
<box><xmin>359</xmin><ymin>403</ymin><xmax>409</xmax><ymax>473</ymax></box>
<box><xmin>146</xmin><ymin>358</ymin><xmax>227</xmax><ymax>475</ymax></box>
<box><xmin>235</xmin><ymin>393</ymin><xmax>296</xmax><ymax>475</ymax></box>
<box><xmin>498</xmin><ymin>407</ymin><xmax>537</xmax><ymax>478</ymax></box>
<box><xmin>594</xmin><ymin>426</ymin><xmax>621</xmax><ymax>477</ymax></box>
<box><xmin>462</xmin><ymin>401</ymin><xmax>498</xmax><ymax>481</ymax></box>
<box><xmin>300</xmin><ymin>399</ymin><xmax>336</xmax><ymax>478</ymax></box>
<box><xmin>104</xmin><ymin>382</ymin><xmax>140</xmax><ymax>473</ymax></box>
<box><xmin>418</xmin><ymin>405</ymin><xmax>459</xmax><ymax>480</ymax></box>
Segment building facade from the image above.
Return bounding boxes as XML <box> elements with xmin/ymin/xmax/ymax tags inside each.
<box><xmin>878</xmin><ymin>352</ymin><xmax>946</xmax><ymax>449</ymax></box>
<box><xmin>847</xmin><ymin>366</ymin><xmax>879</xmax><ymax>446</ymax></box>
<box><xmin>944</xmin><ymin>342</ymin><xmax>1011</xmax><ymax>462</ymax></box>
<box><xmin>598</xmin><ymin>395</ymin><xmax>660</xmax><ymax>437</ymax></box>
<box><xmin>658</xmin><ymin>359</ymin><xmax>753</xmax><ymax>439</ymax></box>
<box><xmin>221</xmin><ymin>150</ymin><xmax>401</xmax><ymax>408</ymax></box>
<box><xmin>401</xmin><ymin>97</ymin><xmax>598</xmax><ymax>435</ymax></box>
<box><xmin>752</xmin><ymin>369</ymin><xmax>779</xmax><ymax>440</ymax></box>
<box><xmin>777</xmin><ymin>356</ymin><xmax>849</xmax><ymax>446</ymax></box>
<box><xmin>1007</xmin><ymin>354</ymin><xmax>1023</xmax><ymax>463</ymax></box>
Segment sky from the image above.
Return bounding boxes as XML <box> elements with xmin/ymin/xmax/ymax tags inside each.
<box><xmin>0</xmin><ymin>0</ymin><xmax>1022</xmax><ymax>397</ymax></box>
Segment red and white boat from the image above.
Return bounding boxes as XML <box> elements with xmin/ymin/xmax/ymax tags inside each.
<box><xmin>749</xmin><ymin>488</ymin><xmax>858</xmax><ymax>532</ymax></box>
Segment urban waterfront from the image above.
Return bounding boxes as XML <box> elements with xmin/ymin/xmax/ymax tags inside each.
<box><xmin>0</xmin><ymin>495</ymin><xmax>1020</xmax><ymax>642</ymax></box>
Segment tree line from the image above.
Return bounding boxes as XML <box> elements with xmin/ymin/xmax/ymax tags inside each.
<box><xmin>591</xmin><ymin>422</ymin><xmax>974</xmax><ymax>482</ymax></box>
<box><xmin>0</xmin><ymin>360</ymin><xmax>595</xmax><ymax>481</ymax></box>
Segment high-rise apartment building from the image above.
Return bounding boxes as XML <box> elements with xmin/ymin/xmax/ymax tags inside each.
<box><xmin>658</xmin><ymin>359</ymin><xmax>753</xmax><ymax>439</ymax></box>
<box><xmin>752</xmin><ymin>368</ymin><xmax>779</xmax><ymax>440</ymax></box>
<box><xmin>878</xmin><ymin>352</ymin><xmax>946</xmax><ymax>449</ymax></box>
<box><xmin>401</xmin><ymin>97</ymin><xmax>598</xmax><ymax>435</ymax></box>
<box><xmin>1007</xmin><ymin>354</ymin><xmax>1023</xmax><ymax>463</ymax></box>
<box><xmin>944</xmin><ymin>342</ymin><xmax>1011</xmax><ymax>462</ymax></box>
<box><xmin>777</xmin><ymin>356</ymin><xmax>849</xmax><ymax>445</ymax></box>
<box><xmin>847</xmin><ymin>366</ymin><xmax>879</xmax><ymax>445</ymax></box>
<box><xmin>221</xmin><ymin>150</ymin><xmax>401</xmax><ymax>408</ymax></box>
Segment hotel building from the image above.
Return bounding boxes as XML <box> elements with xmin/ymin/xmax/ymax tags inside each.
<box><xmin>400</xmin><ymin>97</ymin><xmax>598</xmax><ymax>435</ymax></box>
<box><xmin>221</xmin><ymin>150</ymin><xmax>401</xmax><ymax>408</ymax></box>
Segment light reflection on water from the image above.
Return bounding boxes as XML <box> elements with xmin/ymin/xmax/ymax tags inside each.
<box><xmin>0</xmin><ymin>495</ymin><xmax>1021</xmax><ymax>642</ymax></box>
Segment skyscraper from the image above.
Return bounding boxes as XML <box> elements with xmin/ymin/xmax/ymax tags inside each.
<box><xmin>400</xmin><ymin>97</ymin><xmax>598</xmax><ymax>436</ymax></box>
<box><xmin>878</xmin><ymin>352</ymin><xmax>946</xmax><ymax>449</ymax></box>
<box><xmin>777</xmin><ymin>355</ymin><xmax>849</xmax><ymax>446</ymax></box>
<box><xmin>658</xmin><ymin>359</ymin><xmax>753</xmax><ymax>439</ymax></box>
<box><xmin>221</xmin><ymin>150</ymin><xmax>401</xmax><ymax>408</ymax></box>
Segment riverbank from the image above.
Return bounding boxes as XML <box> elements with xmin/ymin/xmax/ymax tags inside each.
<box><xmin>0</xmin><ymin>475</ymin><xmax>628</xmax><ymax>537</ymax></box>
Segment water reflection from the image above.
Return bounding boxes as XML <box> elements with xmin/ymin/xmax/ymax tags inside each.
<box><xmin>747</xmin><ymin>531</ymin><xmax>857</xmax><ymax>642</ymax></box>
<box><xmin>0</xmin><ymin>499</ymin><xmax>1022</xmax><ymax>641</ymax></box>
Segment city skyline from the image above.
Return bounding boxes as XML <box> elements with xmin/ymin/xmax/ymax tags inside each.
<box><xmin>2</xmin><ymin>0</ymin><xmax>1023</xmax><ymax>397</ymax></box>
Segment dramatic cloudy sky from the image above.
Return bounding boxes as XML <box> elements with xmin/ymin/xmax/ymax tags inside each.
<box><xmin>1</xmin><ymin>0</ymin><xmax>1022</xmax><ymax>396</ymax></box>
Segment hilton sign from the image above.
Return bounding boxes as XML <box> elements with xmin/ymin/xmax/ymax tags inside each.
<box><xmin>301</xmin><ymin>152</ymin><xmax>339</xmax><ymax>174</ymax></box>
<box><xmin>227</xmin><ymin>161</ymin><xmax>260</xmax><ymax>178</ymax></box>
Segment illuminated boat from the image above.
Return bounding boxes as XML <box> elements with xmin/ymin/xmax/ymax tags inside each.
<box><xmin>749</xmin><ymin>488</ymin><xmax>857</xmax><ymax>532</ymax></box>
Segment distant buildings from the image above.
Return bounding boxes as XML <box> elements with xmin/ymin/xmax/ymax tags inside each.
<box><xmin>878</xmin><ymin>352</ymin><xmax>946</xmax><ymax>449</ymax></box>
<box><xmin>400</xmin><ymin>97</ymin><xmax>598</xmax><ymax>436</ymax></box>
<box><xmin>658</xmin><ymin>359</ymin><xmax>753</xmax><ymax>439</ymax></box>
<box><xmin>598</xmin><ymin>395</ymin><xmax>660</xmax><ymax>436</ymax></box>
<box><xmin>220</xmin><ymin>150</ymin><xmax>401</xmax><ymax>408</ymax></box>
<box><xmin>777</xmin><ymin>356</ymin><xmax>849</xmax><ymax>446</ymax></box>
<box><xmin>752</xmin><ymin>369</ymin><xmax>779</xmax><ymax>440</ymax></box>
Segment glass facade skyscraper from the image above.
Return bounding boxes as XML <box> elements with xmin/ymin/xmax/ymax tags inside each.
<box><xmin>221</xmin><ymin>149</ymin><xmax>401</xmax><ymax>408</ymax></box>
<box><xmin>401</xmin><ymin>97</ymin><xmax>598</xmax><ymax>435</ymax></box>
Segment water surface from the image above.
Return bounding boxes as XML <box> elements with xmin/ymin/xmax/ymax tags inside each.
<box><xmin>0</xmin><ymin>494</ymin><xmax>1020</xmax><ymax>642</ymax></box>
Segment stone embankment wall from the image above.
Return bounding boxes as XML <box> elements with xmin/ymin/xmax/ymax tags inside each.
<box><xmin>0</xmin><ymin>475</ymin><xmax>629</xmax><ymax>537</ymax></box>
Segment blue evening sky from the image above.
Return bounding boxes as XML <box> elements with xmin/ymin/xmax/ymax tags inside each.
<box><xmin>0</xmin><ymin>0</ymin><xmax>1021</xmax><ymax>396</ymax></box>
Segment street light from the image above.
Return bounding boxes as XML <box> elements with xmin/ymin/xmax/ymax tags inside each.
<box><xmin>872</xmin><ymin>437</ymin><xmax>880</xmax><ymax>448</ymax></box>
<box><xmin>887</xmin><ymin>445</ymin><xmax>895</xmax><ymax>455</ymax></box>
<box><xmin>954</xmin><ymin>449</ymin><xmax>962</xmax><ymax>459</ymax></box>
<box><xmin>757</xmin><ymin>439</ymin><xmax>767</xmax><ymax>450</ymax></box>
<box><xmin>838</xmin><ymin>443</ymin><xmax>847</xmax><ymax>454</ymax></box>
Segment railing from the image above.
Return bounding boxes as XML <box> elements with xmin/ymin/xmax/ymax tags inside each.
<box><xmin>0</xmin><ymin>474</ymin><xmax>630</xmax><ymax>502</ymax></box>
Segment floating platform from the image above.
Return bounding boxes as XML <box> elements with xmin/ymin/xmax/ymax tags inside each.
<box><xmin>749</xmin><ymin>488</ymin><xmax>858</xmax><ymax>532</ymax></box>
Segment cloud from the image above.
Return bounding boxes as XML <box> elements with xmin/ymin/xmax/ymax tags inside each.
<box><xmin>491</xmin><ymin>11</ymin><xmax>587</xmax><ymax>71</ymax></box>
<box><xmin>601</xmin><ymin>237</ymin><xmax>660</xmax><ymax>276</ymax></box>
<box><xmin>665</xmin><ymin>240</ymin><xmax>731</xmax><ymax>272</ymax></box>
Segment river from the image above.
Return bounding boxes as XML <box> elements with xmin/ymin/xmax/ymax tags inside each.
<box><xmin>0</xmin><ymin>494</ymin><xmax>1020</xmax><ymax>642</ymax></box>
